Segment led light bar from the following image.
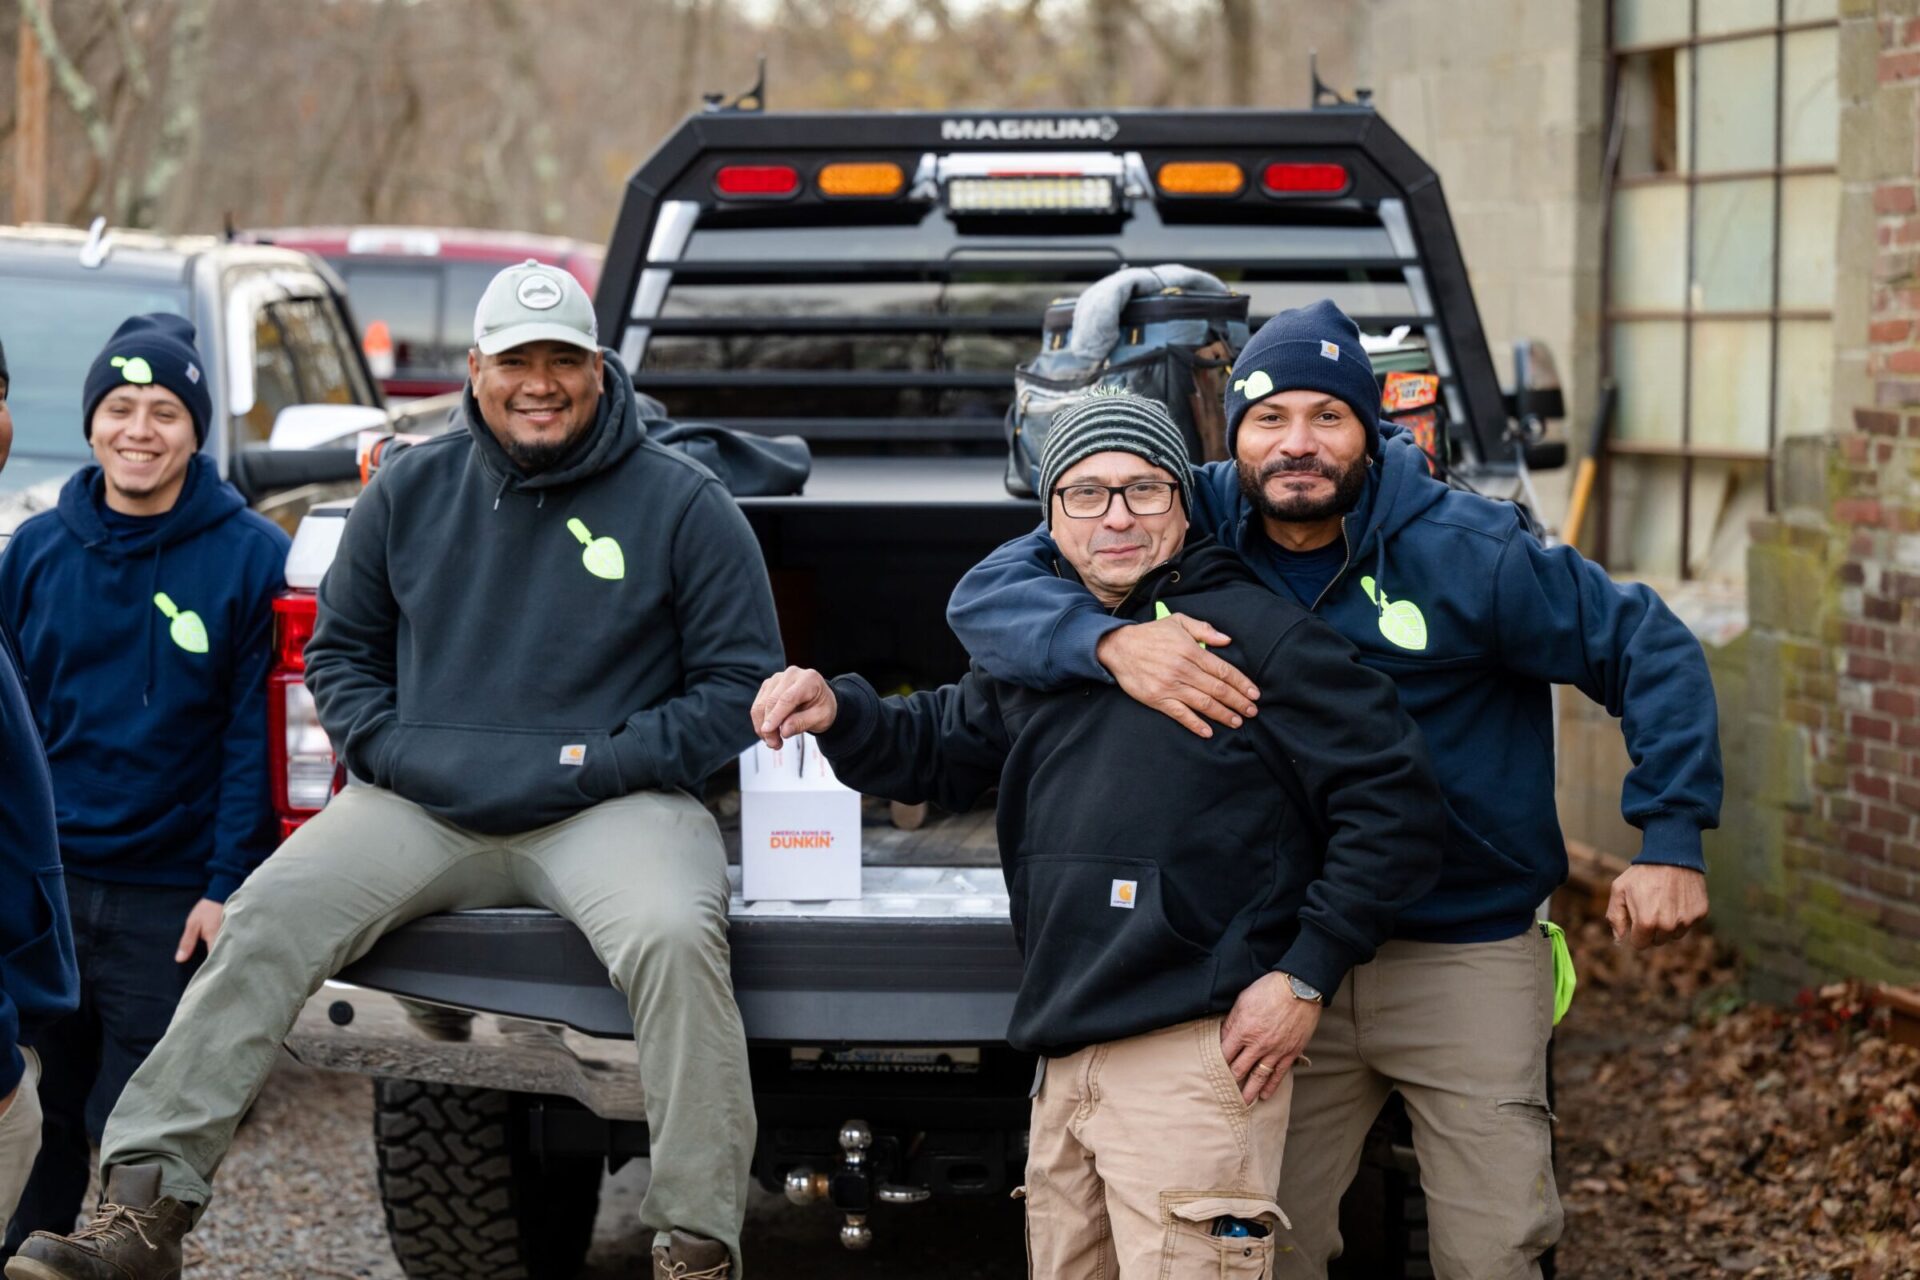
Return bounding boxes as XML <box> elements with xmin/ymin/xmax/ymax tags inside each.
<box><xmin>945</xmin><ymin>175</ymin><xmax>1119</xmax><ymax>214</ymax></box>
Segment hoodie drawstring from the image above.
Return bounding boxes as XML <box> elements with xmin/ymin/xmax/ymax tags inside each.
<box><xmin>1371</xmin><ymin>539</ymin><xmax>1387</xmax><ymax>619</ymax></box>
<box><xmin>493</xmin><ymin>473</ymin><xmax>510</xmax><ymax>511</ymax></box>
<box><xmin>143</xmin><ymin>542</ymin><xmax>162</xmax><ymax>706</ymax></box>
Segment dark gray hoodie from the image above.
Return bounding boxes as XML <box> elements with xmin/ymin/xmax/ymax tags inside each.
<box><xmin>305</xmin><ymin>353</ymin><xmax>783</xmax><ymax>833</ymax></box>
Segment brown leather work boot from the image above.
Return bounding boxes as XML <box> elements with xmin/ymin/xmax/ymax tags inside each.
<box><xmin>651</xmin><ymin>1228</ymin><xmax>731</xmax><ymax>1279</ymax></box>
<box><xmin>5</xmin><ymin>1164</ymin><xmax>193</xmax><ymax>1280</ymax></box>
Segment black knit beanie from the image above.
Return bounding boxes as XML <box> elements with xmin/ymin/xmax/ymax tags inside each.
<box><xmin>1224</xmin><ymin>299</ymin><xmax>1382</xmax><ymax>458</ymax></box>
<box><xmin>82</xmin><ymin>314</ymin><xmax>212</xmax><ymax>446</ymax></box>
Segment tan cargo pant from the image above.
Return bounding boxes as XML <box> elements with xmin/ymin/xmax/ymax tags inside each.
<box><xmin>0</xmin><ymin>1048</ymin><xmax>43</xmax><ymax>1224</ymax></box>
<box><xmin>1272</xmin><ymin>930</ymin><xmax>1562</xmax><ymax>1280</ymax></box>
<box><xmin>99</xmin><ymin>784</ymin><xmax>756</xmax><ymax>1275</ymax></box>
<box><xmin>1024</xmin><ymin>1017</ymin><xmax>1292</xmax><ymax>1279</ymax></box>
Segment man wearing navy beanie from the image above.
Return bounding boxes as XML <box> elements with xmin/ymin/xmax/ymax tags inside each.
<box><xmin>948</xmin><ymin>298</ymin><xmax>1722</xmax><ymax>1278</ymax></box>
<box><xmin>0</xmin><ymin>315</ymin><xmax>288</xmax><ymax>1256</ymax></box>
<box><xmin>0</xmin><ymin>337</ymin><xmax>81</xmax><ymax>1231</ymax></box>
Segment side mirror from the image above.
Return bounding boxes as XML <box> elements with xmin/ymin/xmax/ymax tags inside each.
<box><xmin>1508</xmin><ymin>340</ymin><xmax>1566</xmax><ymax>426</ymax></box>
<box><xmin>268</xmin><ymin>404</ymin><xmax>388</xmax><ymax>452</ymax></box>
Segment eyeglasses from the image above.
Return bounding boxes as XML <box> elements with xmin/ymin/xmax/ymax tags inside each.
<box><xmin>1051</xmin><ymin>480</ymin><xmax>1180</xmax><ymax>519</ymax></box>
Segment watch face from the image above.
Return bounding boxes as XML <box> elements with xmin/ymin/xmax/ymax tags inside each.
<box><xmin>1288</xmin><ymin>975</ymin><xmax>1323</xmax><ymax>1003</ymax></box>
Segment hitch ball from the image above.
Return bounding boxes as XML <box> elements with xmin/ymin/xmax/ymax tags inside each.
<box><xmin>840</xmin><ymin>1213</ymin><xmax>873</xmax><ymax>1251</ymax></box>
<box><xmin>838</xmin><ymin>1119</ymin><xmax>872</xmax><ymax>1160</ymax></box>
<box><xmin>784</xmin><ymin>1168</ymin><xmax>829</xmax><ymax>1206</ymax></box>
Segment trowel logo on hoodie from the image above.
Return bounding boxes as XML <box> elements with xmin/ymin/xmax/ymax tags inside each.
<box><xmin>1360</xmin><ymin>576</ymin><xmax>1427</xmax><ymax>652</ymax></box>
<box><xmin>566</xmin><ymin>518</ymin><xmax>626</xmax><ymax>581</ymax></box>
<box><xmin>153</xmin><ymin>592</ymin><xmax>210</xmax><ymax>654</ymax></box>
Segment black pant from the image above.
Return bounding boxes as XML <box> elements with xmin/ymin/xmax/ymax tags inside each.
<box><xmin>4</xmin><ymin>875</ymin><xmax>201</xmax><ymax>1252</ymax></box>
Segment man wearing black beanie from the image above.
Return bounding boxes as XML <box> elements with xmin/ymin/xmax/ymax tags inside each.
<box><xmin>0</xmin><ymin>315</ymin><xmax>287</xmax><ymax>1257</ymax></box>
<box><xmin>949</xmin><ymin>298</ymin><xmax>1722</xmax><ymax>1279</ymax></box>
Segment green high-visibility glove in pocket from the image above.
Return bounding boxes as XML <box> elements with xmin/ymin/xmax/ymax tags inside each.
<box><xmin>153</xmin><ymin>592</ymin><xmax>209</xmax><ymax>655</ymax></box>
<box><xmin>1541</xmin><ymin>920</ymin><xmax>1576</xmax><ymax>1025</ymax></box>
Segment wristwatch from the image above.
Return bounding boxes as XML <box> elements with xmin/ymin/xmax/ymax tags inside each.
<box><xmin>1286</xmin><ymin>974</ymin><xmax>1324</xmax><ymax>1004</ymax></box>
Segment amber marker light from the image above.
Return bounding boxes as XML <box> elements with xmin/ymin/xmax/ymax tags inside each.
<box><xmin>1156</xmin><ymin>162</ymin><xmax>1247</xmax><ymax>196</ymax></box>
<box><xmin>818</xmin><ymin>162</ymin><xmax>906</xmax><ymax>198</ymax></box>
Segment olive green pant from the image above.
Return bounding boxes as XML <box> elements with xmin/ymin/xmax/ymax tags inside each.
<box><xmin>99</xmin><ymin>784</ymin><xmax>755</xmax><ymax>1274</ymax></box>
<box><xmin>1272</xmin><ymin>931</ymin><xmax>1562</xmax><ymax>1280</ymax></box>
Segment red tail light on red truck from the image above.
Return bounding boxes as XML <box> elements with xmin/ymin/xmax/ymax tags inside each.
<box><xmin>267</xmin><ymin>590</ymin><xmax>334</xmax><ymax>839</ymax></box>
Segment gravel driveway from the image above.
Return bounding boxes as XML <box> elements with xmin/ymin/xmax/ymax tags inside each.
<box><xmin>167</xmin><ymin>1055</ymin><xmax>1020</xmax><ymax>1279</ymax></box>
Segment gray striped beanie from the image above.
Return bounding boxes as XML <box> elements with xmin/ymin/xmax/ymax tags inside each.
<box><xmin>1038</xmin><ymin>388</ymin><xmax>1194</xmax><ymax>526</ymax></box>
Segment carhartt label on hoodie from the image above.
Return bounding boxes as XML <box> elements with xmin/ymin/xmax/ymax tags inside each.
<box><xmin>559</xmin><ymin>744</ymin><xmax>586</xmax><ymax>767</ymax></box>
<box><xmin>1110</xmin><ymin>879</ymin><xmax>1137</xmax><ymax>909</ymax></box>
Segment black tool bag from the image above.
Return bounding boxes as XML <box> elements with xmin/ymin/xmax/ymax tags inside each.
<box><xmin>1005</xmin><ymin>285</ymin><xmax>1251</xmax><ymax>498</ymax></box>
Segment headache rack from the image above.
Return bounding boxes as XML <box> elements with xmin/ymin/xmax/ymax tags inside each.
<box><xmin>596</xmin><ymin>108</ymin><xmax>1511</xmax><ymax>472</ymax></box>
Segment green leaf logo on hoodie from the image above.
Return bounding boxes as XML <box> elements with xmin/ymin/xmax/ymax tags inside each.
<box><xmin>153</xmin><ymin>592</ymin><xmax>210</xmax><ymax>654</ymax></box>
<box><xmin>567</xmin><ymin>518</ymin><xmax>626</xmax><ymax>581</ymax></box>
<box><xmin>111</xmin><ymin>355</ymin><xmax>155</xmax><ymax>385</ymax></box>
<box><xmin>1360</xmin><ymin>575</ymin><xmax>1427</xmax><ymax>652</ymax></box>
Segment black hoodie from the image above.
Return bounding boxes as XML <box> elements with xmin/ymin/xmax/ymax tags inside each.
<box><xmin>818</xmin><ymin>537</ymin><xmax>1444</xmax><ymax>1058</ymax></box>
<box><xmin>305</xmin><ymin>353</ymin><xmax>783</xmax><ymax>833</ymax></box>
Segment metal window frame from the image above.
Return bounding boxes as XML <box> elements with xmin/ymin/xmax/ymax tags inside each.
<box><xmin>1600</xmin><ymin>0</ymin><xmax>1840</xmax><ymax>575</ymax></box>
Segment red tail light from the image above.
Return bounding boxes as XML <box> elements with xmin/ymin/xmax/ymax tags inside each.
<box><xmin>267</xmin><ymin>590</ymin><xmax>335</xmax><ymax>839</ymax></box>
<box><xmin>273</xmin><ymin>593</ymin><xmax>316</xmax><ymax>672</ymax></box>
<box><xmin>714</xmin><ymin>165</ymin><xmax>800</xmax><ymax>198</ymax></box>
<box><xmin>1262</xmin><ymin>163</ymin><xmax>1350</xmax><ymax>196</ymax></box>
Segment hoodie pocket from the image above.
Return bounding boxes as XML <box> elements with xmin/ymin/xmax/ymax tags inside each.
<box><xmin>52</xmin><ymin>763</ymin><xmax>214</xmax><ymax>866</ymax></box>
<box><xmin>0</xmin><ymin>866</ymin><xmax>77</xmax><ymax>1030</ymax></box>
<box><xmin>1011</xmin><ymin>857</ymin><xmax>1213</xmax><ymax>1045</ymax></box>
<box><xmin>384</xmin><ymin>722</ymin><xmax>620</xmax><ymax>834</ymax></box>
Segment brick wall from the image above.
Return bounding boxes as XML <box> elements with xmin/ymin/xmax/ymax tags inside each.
<box><xmin>1716</xmin><ymin>0</ymin><xmax>1920</xmax><ymax>995</ymax></box>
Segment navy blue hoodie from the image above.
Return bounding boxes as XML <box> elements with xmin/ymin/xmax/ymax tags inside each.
<box><xmin>948</xmin><ymin>426</ymin><xmax>1724</xmax><ymax>942</ymax></box>
<box><xmin>0</xmin><ymin>455</ymin><xmax>290</xmax><ymax>902</ymax></box>
<box><xmin>0</xmin><ymin>620</ymin><xmax>79</xmax><ymax>1095</ymax></box>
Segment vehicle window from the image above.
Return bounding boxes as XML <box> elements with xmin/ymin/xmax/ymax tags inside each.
<box><xmin>240</xmin><ymin>305</ymin><xmax>305</xmax><ymax>446</ymax></box>
<box><xmin>275</xmin><ymin>295</ymin><xmax>372</xmax><ymax>407</ymax></box>
<box><xmin>339</xmin><ymin>264</ymin><xmax>441</xmax><ymax>371</ymax></box>
<box><xmin>0</xmin><ymin>276</ymin><xmax>191</xmax><ymax>462</ymax></box>
<box><xmin>441</xmin><ymin>262</ymin><xmax>504</xmax><ymax>351</ymax></box>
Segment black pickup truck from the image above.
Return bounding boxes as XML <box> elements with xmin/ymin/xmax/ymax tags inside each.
<box><xmin>280</xmin><ymin>103</ymin><xmax>1565</xmax><ymax>1279</ymax></box>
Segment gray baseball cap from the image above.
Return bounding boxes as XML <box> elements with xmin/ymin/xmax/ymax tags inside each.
<box><xmin>472</xmin><ymin>259</ymin><xmax>599</xmax><ymax>355</ymax></box>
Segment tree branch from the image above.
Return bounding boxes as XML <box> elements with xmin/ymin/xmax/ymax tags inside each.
<box><xmin>18</xmin><ymin>0</ymin><xmax>113</xmax><ymax>159</ymax></box>
<box><xmin>103</xmin><ymin>0</ymin><xmax>155</xmax><ymax>100</ymax></box>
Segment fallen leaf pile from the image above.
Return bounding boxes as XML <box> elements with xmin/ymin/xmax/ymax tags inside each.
<box><xmin>1555</xmin><ymin>913</ymin><xmax>1920</xmax><ymax>1279</ymax></box>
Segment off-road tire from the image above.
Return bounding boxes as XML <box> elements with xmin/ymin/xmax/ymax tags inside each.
<box><xmin>373</xmin><ymin>1078</ymin><xmax>602</xmax><ymax>1280</ymax></box>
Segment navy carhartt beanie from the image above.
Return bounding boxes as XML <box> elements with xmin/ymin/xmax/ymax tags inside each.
<box><xmin>82</xmin><ymin>314</ymin><xmax>212</xmax><ymax>447</ymax></box>
<box><xmin>1224</xmin><ymin>300</ymin><xmax>1381</xmax><ymax>458</ymax></box>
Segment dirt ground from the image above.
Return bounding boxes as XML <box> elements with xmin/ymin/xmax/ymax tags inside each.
<box><xmin>54</xmin><ymin>916</ymin><xmax>1920</xmax><ymax>1279</ymax></box>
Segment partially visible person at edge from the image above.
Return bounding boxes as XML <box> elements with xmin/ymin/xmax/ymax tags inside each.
<box><xmin>0</xmin><ymin>337</ymin><xmax>82</xmax><ymax>1228</ymax></box>
<box><xmin>0</xmin><ymin>316</ymin><xmax>288</xmax><ymax>1258</ymax></box>
<box><xmin>945</xmin><ymin>299</ymin><xmax>1723</xmax><ymax>1280</ymax></box>
<box><xmin>8</xmin><ymin>263</ymin><xmax>782</xmax><ymax>1280</ymax></box>
<box><xmin>751</xmin><ymin>389</ymin><xmax>1445</xmax><ymax>1279</ymax></box>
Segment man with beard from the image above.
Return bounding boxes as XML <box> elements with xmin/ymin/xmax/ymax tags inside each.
<box><xmin>944</xmin><ymin>300</ymin><xmax>1723</xmax><ymax>1279</ymax></box>
<box><xmin>10</xmin><ymin>263</ymin><xmax>782</xmax><ymax>1280</ymax></box>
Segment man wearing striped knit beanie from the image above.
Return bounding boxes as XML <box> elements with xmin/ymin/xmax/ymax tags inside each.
<box><xmin>751</xmin><ymin>383</ymin><xmax>1442</xmax><ymax>1276</ymax></box>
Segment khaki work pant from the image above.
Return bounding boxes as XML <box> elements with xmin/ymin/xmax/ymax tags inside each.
<box><xmin>1272</xmin><ymin>931</ymin><xmax>1562</xmax><ymax>1280</ymax></box>
<box><xmin>99</xmin><ymin>785</ymin><xmax>756</xmax><ymax>1274</ymax></box>
<box><xmin>0</xmin><ymin>1048</ymin><xmax>44</xmax><ymax>1224</ymax></box>
<box><xmin>1024</xmin><ymin>1017</ymin><xmax>1292</xmax><ymax>1279</ymax></box>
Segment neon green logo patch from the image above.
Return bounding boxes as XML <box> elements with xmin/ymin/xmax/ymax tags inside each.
<box><xmin>111</xmin><ymin>356</ymin><xmax>154</xmax><ymax>385</ymax></box>
<box><xmin>1360</xmin><ymin>575</ymin><xmax>1428</xmax><ymax>651</ymax></box>
<box><xmin>1233</xmin><ymin>369</ymin><xmax>1274</xmax><ymax>401</ymax></box>
<box><xmin>567</xmin><ymin>518</ymin><xmax>625</xmax><ymax>581</ymax></box>
<box><xmin>153</xmin><ymin>592</ymin><xmax>209</xmax><ymax>654</ymax></box>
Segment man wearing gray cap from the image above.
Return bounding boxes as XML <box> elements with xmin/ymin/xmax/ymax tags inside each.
<box><xmin>11</xmin><ymin>263</ymin><xmax>783</xmax><ymax>1280</ymax></box>
<box><xmin>750</xmin><ymin>389</ymin><xmax>1443</xmax><ymax>1278</ymax></box>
